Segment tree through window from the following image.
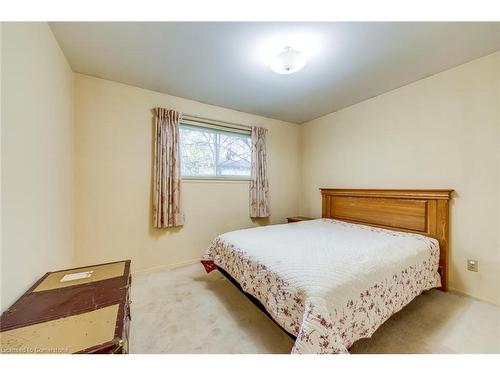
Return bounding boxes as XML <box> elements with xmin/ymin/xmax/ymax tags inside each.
<box><xmin>179</xmin><ymin>123</ymin><xmax>251</xmax><ymax>178</ymax></box>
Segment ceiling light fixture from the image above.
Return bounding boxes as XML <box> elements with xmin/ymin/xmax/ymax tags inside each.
<box><xmin>270</xmin><ymin>46</ymin><xmax>306</xmax><ymax>75</ymax></box>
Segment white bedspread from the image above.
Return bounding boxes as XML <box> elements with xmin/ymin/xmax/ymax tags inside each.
<box><xmin>203</xmin><ymin>219</ymin><xmax>441</xmax><ymax>354</ymax></box>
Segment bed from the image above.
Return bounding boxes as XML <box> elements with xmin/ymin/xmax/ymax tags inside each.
<box><xmin>201</xmin><ymin>188</ymin><xmax>453</xmax><ymax>354</ymax></box>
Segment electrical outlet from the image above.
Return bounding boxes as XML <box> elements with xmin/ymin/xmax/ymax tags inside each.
<box><xmin>467</xmin><ymin>259</ymin><xmax>478</xmax><ymax>272</ymax></box>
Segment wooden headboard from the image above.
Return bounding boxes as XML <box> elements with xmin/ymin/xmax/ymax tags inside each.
<box><xmin>320</xmin><ymin>188</ymin><xmax>453</xmax><ymax>291</ymax></box>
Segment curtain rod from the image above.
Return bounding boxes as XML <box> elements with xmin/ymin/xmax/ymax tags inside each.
<box><xmin>181</xmin><ymin>113</ymin><xmax>252</xmax><ymax>131</ymax></box>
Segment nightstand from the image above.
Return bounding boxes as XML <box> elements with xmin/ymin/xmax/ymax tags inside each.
<box><xmin>287</xmin><ymin>216</ymin><xmax>314</xmax><ymax>223</ymax></box>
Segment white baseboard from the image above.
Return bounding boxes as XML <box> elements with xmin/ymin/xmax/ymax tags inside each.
<box><xmin>448</xmin><ymin>287</ymin><xmax>499</xmax><ymax>307</ymax></box>
<box><xmin>132</xmin><ymin>258</ymin><xmax>200</xmax><ymax>276</ymax></box>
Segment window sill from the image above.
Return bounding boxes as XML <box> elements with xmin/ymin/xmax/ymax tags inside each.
<box><xmin>181</xmin><ymin>177</ymin><xmax>251</xmax><ymax>184</ymax></box>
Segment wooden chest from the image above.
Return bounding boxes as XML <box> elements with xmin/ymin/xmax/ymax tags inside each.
<box><xmin>0</xmin><ymin>260</ymin><xmax>131</xmax><ymax>354</ymax></box>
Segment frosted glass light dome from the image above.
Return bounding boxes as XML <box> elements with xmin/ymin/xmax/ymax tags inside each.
<box><xmin>270</xmin><ymin>46</ymin><xmax>306</xmax><ymax>75</ymax></box>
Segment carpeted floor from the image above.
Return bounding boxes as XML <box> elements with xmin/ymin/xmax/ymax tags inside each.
<box><xmin>130</xmin><ymin>263</ymin><xmax>500</xmax><ymax>354</ymax></box>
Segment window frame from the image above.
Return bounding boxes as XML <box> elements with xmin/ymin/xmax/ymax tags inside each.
<box><xmin>179</xmin><ymin>119</ymin><xmax>252</xmax><ymax>182</ymax></box>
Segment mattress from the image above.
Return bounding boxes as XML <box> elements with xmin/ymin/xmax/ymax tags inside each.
<box><xmin>202</xmin><ymin>219</ymin><xmax>441</xmax><ymax>354</ymax></box>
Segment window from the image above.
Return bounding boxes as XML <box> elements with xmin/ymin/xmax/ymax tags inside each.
<box><xmin>179</xmin><ymin>120</ymin><xmax>251</xmax><ymax>179</ymax></box>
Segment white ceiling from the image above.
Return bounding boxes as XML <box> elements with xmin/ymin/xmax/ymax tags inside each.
<box><xmin>50</xmin><ymin>22</ymin><xmax>500</xmax><ymax>124</ymax></box>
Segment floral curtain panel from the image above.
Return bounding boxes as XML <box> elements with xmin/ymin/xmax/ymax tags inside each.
<box><xmin>249</xmin><ymin>126</ymin><xmax>270</xmax><ymax>218</ymax></box>
<box><xmin>152</xmin><ymin>108</ymin><xmax>184</xmax><ymax>228</ymax></box>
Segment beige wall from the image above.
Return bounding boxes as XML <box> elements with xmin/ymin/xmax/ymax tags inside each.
<box><xmin>1</xmin><ymin>23</ymin><xmax>75</xmax><ymax>310</ymax></box>
<box><xmin>74</xmin><ymin>74</ymin><xmax>300</xmax><ymax>272</ymax></box>
<box><xmin>0</xmin><ymin>23</ymin><xmax>3</xmax><ymax>309</ymax></box>
<box><xmin>300</xmin><ymin>52</ymin><xmax>500</xmax><ymax>305</ymax></box>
